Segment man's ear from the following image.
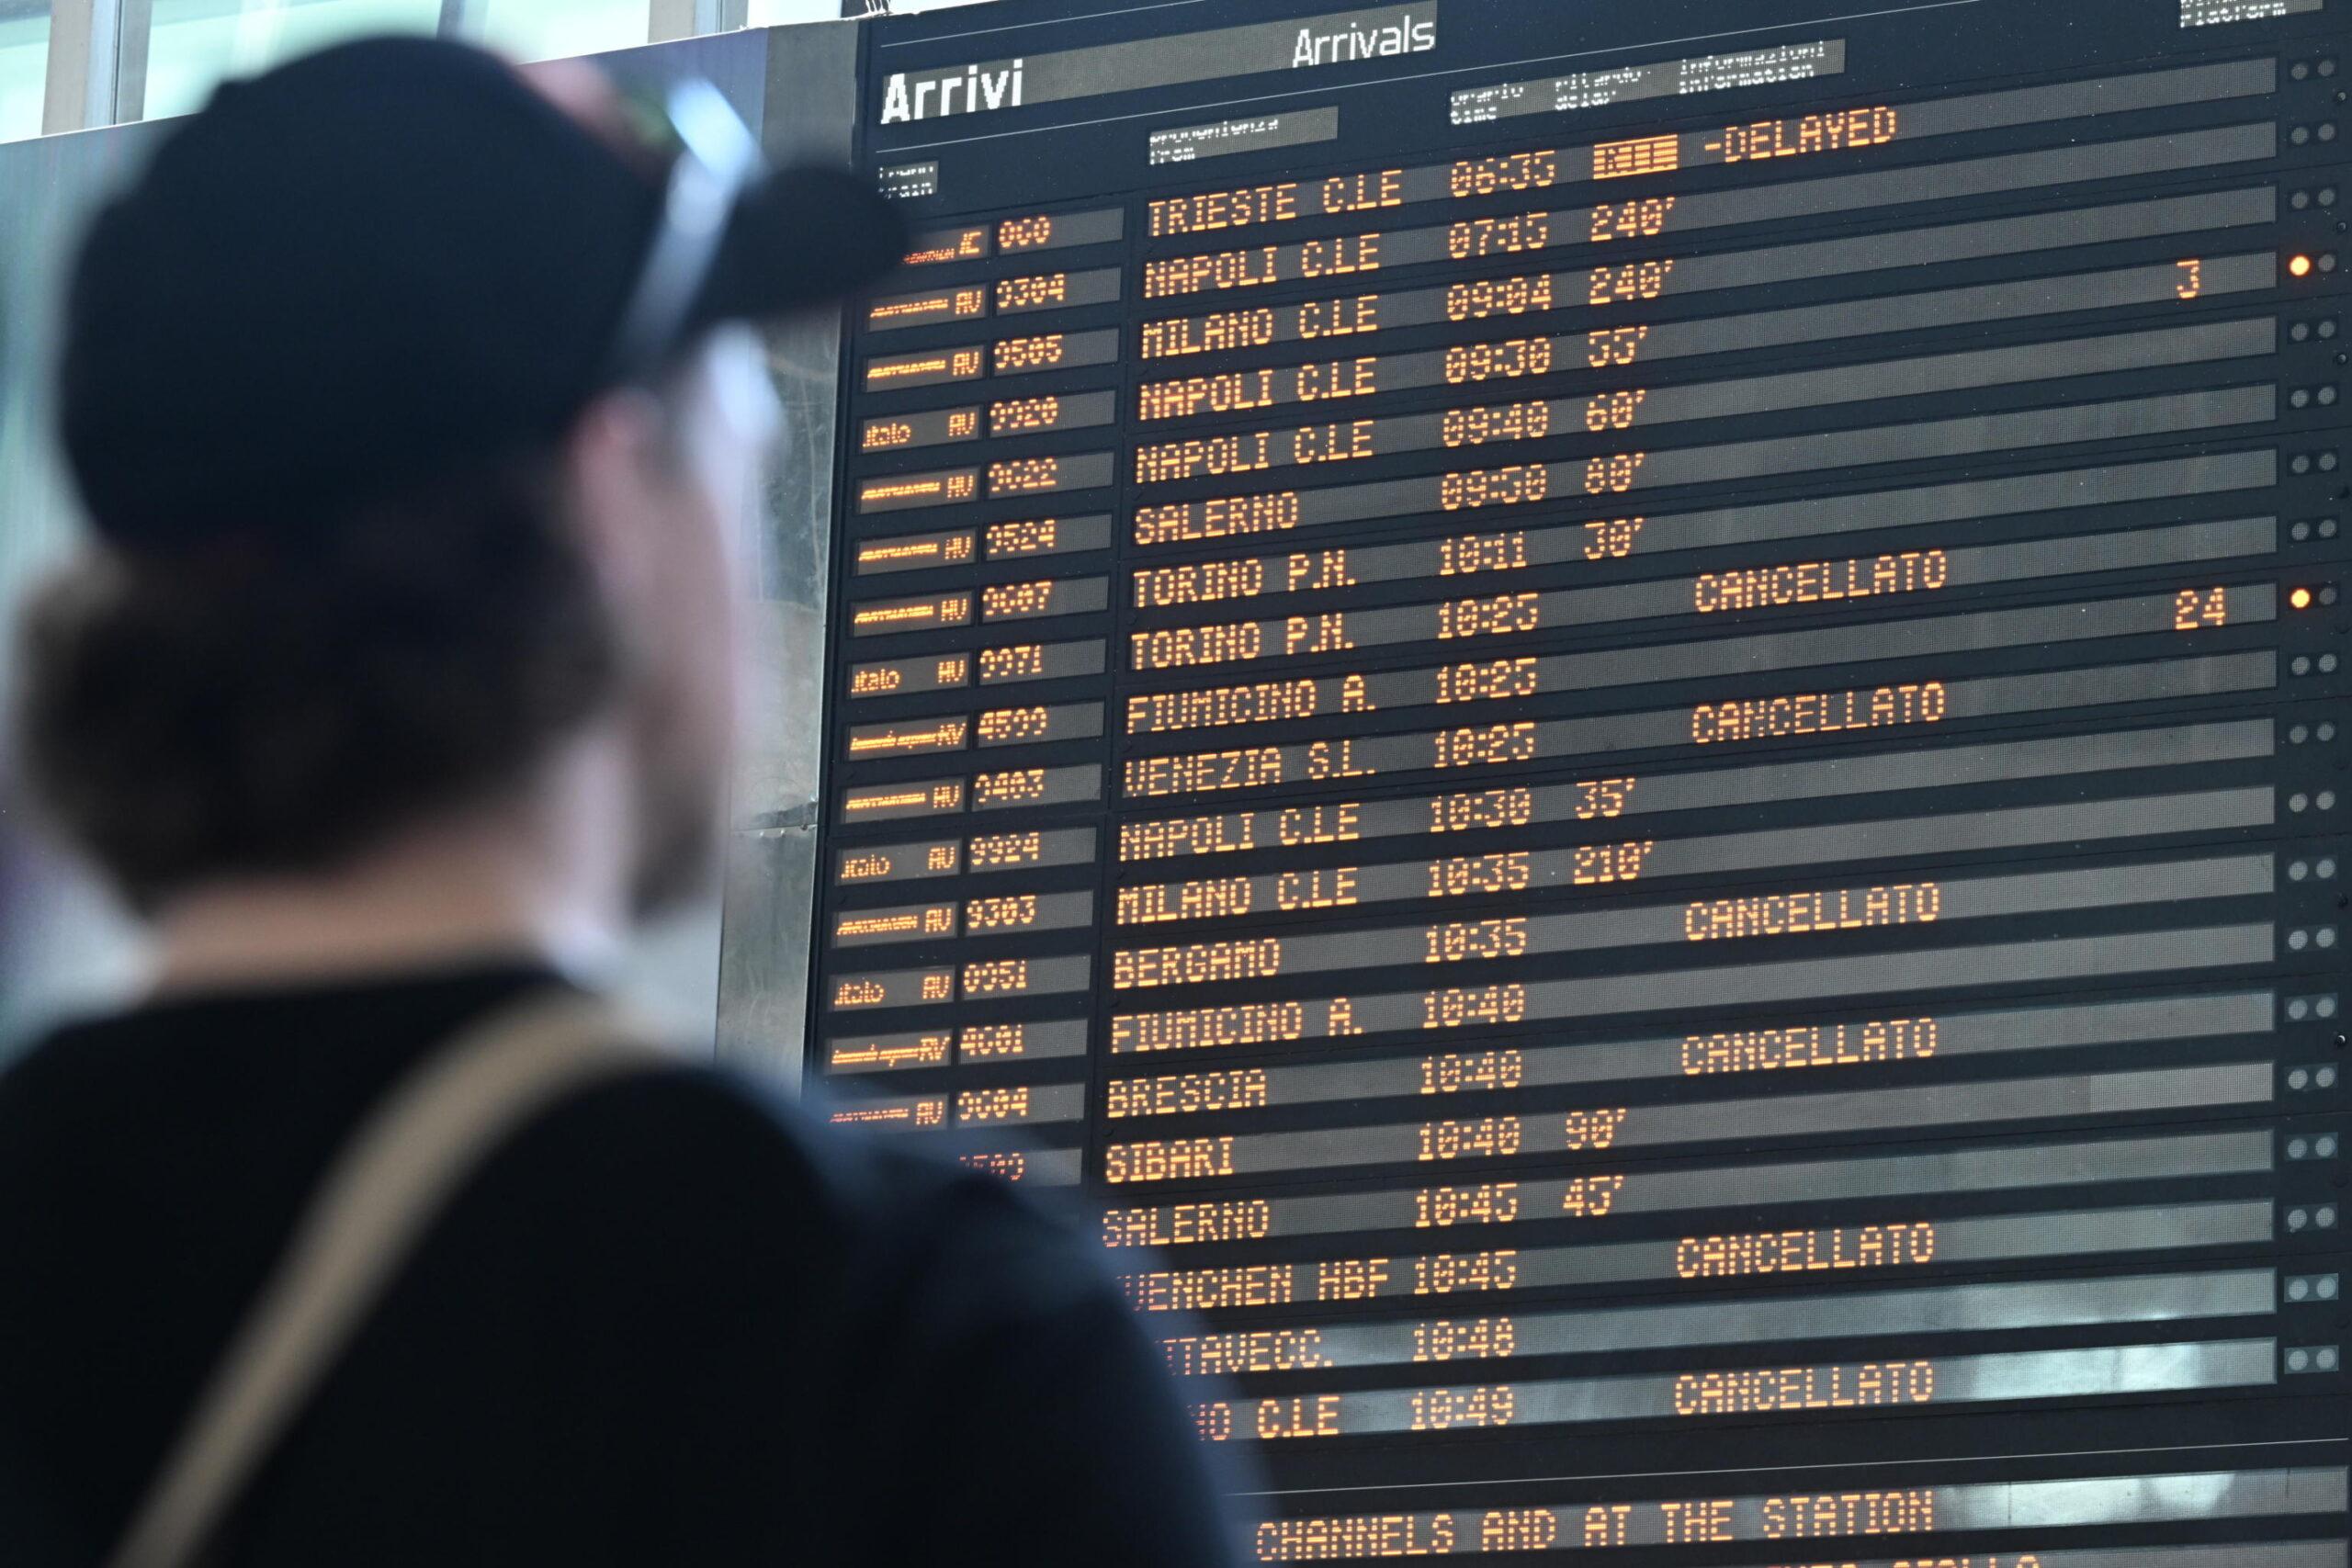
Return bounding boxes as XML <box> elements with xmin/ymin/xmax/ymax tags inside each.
<box><xmin>561</xmin><ymin>389</ymin><xmax>666</xmax><ymax>608</ymax></box>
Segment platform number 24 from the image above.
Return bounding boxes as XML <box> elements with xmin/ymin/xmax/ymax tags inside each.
<box><xmin>2174</xmin><ymin>587</ymin><xmax>2228</xmax><ymax>630</ymax></box>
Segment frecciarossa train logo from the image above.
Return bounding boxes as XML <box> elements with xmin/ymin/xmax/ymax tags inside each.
<box><xmin>877</xmin><ymin>6</ymin><xmax>1438</xmax><ymax>124</ymax></box>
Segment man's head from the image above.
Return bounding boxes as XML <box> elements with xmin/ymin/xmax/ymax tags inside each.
<box><xmin>16</xmin><ymin>39</ymin><xmax>902</xmax><ymax>918</ymax></box>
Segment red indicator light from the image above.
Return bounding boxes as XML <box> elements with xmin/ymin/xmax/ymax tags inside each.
<box><xmin>2293</xmin><ymin>587</ymin><xmax>2316</xmax><ymax>610</ymax></box>
<box><xmin>2291</xmin><ymin>254</ymin><xmax>2316</xmax><ymax>277</ymax></box>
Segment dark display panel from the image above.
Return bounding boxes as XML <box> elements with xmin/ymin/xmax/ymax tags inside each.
<box><xmin>814</xmin><ymin>0</ymin><xmax>2352</xmax><ymax>1558</ymax></box>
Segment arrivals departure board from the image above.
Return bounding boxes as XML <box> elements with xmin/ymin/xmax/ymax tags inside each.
<box><xmin>809</xmin><ymin>0</ymin><xmax>2352</xmax><ymax>1556</ymax></box>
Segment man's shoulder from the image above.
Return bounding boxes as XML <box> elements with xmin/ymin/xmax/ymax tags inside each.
<box><xmin>1</xmin><ymin>1008</ymin><xmax>175</xmax><ymax>1102</ymax></box>
<box><xmin>0</xmin><ymin>988</ymin><xmax>1079</xmax><ymax>1284</ymax></box>
<box><xmin>0</xmin><ymin>1010</ymin><xmax>225</xmax><ymax>1174</ymax></box>
<box><xmin>492</xmin><ymin>1060</ymin><xmax>1106</xmax><ymax>1323</ymax></box>
<box><xmin>503</xmin><ymin>1060</ymin><xmax>946</xmax><ymax>1221</ymax></box>
<box><xmin>0</xmin><ymin>986</ymin><xmax>1112</xmax><ymax>1342</ymax></box>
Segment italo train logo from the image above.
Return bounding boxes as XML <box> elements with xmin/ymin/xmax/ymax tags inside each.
<box><xmin>878</xmin><ymin>7</ymin><xmax>1437</xmax><ymax>123</ymax></box>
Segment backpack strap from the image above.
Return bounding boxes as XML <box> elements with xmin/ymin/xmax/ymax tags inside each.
<box><xmin>107</xmin><ymin>989</ymin><xmax>667</xmax><ymax>1568</ymax></box>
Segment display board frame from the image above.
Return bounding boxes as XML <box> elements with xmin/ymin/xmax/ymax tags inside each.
<box><xmin>808</xmin><ymin>0</ymin><xmax>2352</xmax><ymax>1551</ymax></box>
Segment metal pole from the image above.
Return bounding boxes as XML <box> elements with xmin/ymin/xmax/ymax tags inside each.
<box><xmin>112</xmin><ymin>0</ymin><xmax>150</xmax><ymax>122</ymax></box>
<box><xmin>40</xmin><ymin>0</ymin><xmax>123</xmax><ymax>134</ymax></box>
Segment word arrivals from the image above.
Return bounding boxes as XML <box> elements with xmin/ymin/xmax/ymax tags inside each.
<box><xmin>1292</xmin><ymin>10</ymin><xmax>1435</xmax><ymax>66</ymax></box>
<box><xmin>876</xmin><ymin>11</ymin><xmax>1435</xmax><ymax>125</ymax></box>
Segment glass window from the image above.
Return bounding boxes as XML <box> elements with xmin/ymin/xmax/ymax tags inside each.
<box><xmin>0</xmin><ymin>2</ymin><xmax>50</xmax><ymax>144</ymax></box>
<box><xmin>138</xmin><ymin>0</ymin><xmax>441</xmax><ymax>122</ymax></box>
<box><xmin>0</xmin><ymin>107</ymin><xmax>159</xmax><ymax>1047</ymax></box>
<box><xmin>473</xmin><ymin>0</ymin><xmax>647</xmax><ymax>63</ymax></box>
<box><xmin>744</xmin><ymin>0</ymin><xmax>839</xmax><ymax>23</ymax></box>
<box><xmin>797</xmin><ymin>0</ymin><xmax>1001</xmax><ymax>15</ymax></box>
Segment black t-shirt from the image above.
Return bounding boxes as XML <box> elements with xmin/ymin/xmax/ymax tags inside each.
<box><xmin>0</xmin><ymin>966</ymin><xmax>1244</xmax><ymax>1564</ymax></box>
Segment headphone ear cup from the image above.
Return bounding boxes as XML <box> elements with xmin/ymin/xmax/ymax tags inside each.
<box><xmin>696</xmin><ymin>164</ymin><xmax>911</xmax><ymax>333</ymax></box>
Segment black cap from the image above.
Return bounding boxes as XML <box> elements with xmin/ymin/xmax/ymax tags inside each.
<box><xmin>59</xmin><ymin>37</ymin><xmax>905</xmax><ymax>554</ymax></box>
